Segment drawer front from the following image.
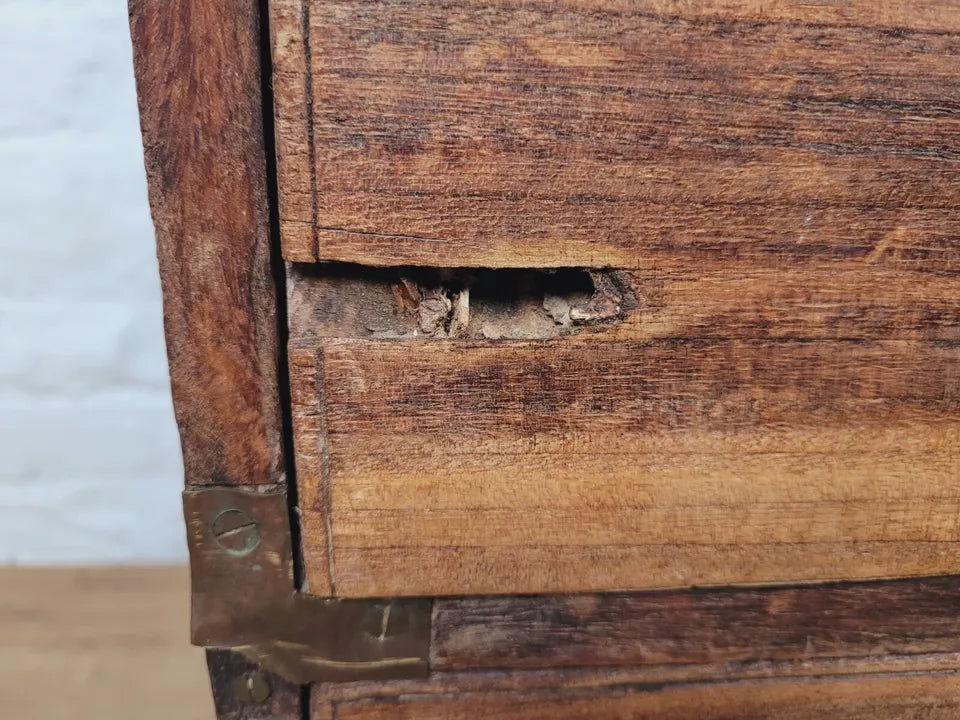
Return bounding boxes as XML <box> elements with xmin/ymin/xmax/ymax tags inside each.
<box><xmin>270</xmin><ymin>0</ymin><xmax>960</xmax><ymax>268</ymax></box>
<box><xmin>314</xmin><ymin>672</ymin><xmax>960</xmax><ymax>720</ymax></box>
<box><xmin>288</xmin><ymin>267</ymin><xmax>960</xmax><ymax>598</ymax></box>
<box><xmin>272</xmin><ymin>1</ymin><xmax>960</xmax><ymax>598</ymax></box>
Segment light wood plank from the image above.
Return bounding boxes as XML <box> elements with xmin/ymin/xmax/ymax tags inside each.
<box><xmin>291</xmin><ymin>328</ymin><xmax>960</xmax><ymax>596</ymax></box>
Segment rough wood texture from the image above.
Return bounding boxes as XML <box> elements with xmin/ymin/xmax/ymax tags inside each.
<box><xmin>317</xmin><ymin>654</ymin><xmax>960</xmax><ymax>705</ymax></box>
<box><xmin>269</xmin><ymin>0</ymin><xmax>314</xmax><ymax>265</ymax></box>
<box><xmin>130</xmin><ymin>0</ymin><xmax>283</xmax><ymax>486</ymax></box>
<box><xmin>279</xmin><ymin>0</ymin><xmax>960</xmax><ymax>597</ymax></box>
<box><xmin>206</xmin><ymin>650</ymin><xmax>302</xmax><ymax>720</ymax></box>
<box><xmin>314</xmin><ymin>669</ymin><xmax>960</xmax><ymax>720</ymax></box>
<box><xmin>271</xmin><ymin>0</ymin><xmax>960</xmax><ymax>268</ymax></box>
<box><xmin>289</xmin><ymin>343</ymin><xmax>333</xmax><ymax>594</ymax></box>
<box><xmin>287</xmin><ymin>264</ymin><xmax>960</xmax><ymax>343</ymax></box>
<box><xmin>432</xmin><ymin>576</ymin><xmax>960</xmax><ymax>671</ymax></box>
<box><xmin>131</xmin><ymin>0</ymin><xmax>960</xmax><ymax>711</ymax></box>
<box><xmin>289</xmin><ymin>263</ymin><xmax>960</xmax><ymax>596</ymax></box>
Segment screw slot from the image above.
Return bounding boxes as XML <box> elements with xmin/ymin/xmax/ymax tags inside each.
<box><xmin>231</xmin><ymin>672</ymin><xmax>271</xmax><ymax>704</ymax></box>
<box><xmin>359</xmin><ymin>601</ymin><xmax>412</xmax><ymax>641</ymax></box>
<box><xmin>212</xmin><ymin>509</ymin><xmax>261</xmax><ymax>556</ymax></box>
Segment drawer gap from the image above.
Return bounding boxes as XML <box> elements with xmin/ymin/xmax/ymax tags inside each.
<box><xmin>289</xmin><ymin>263</ymin><xmax>635</xmax><ymax>341</ymax></box>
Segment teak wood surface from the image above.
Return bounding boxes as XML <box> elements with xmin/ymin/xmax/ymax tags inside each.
<box><xmin>431</xmin><ymin>575</ymin><xmax>960</xmax><ymax>671</ymax></box>
<box><xmin>130</xmin><ymin>0</ymin><xmax>285</xmax><ymax>490</ymax></box>
<box><xmin>289</xmin><ymin>267</ymin><xmax>960</xmax><ymax>597</ymax></box>
<box><xmin>129</xmin><ymin>0</ymin><xmax>960</xmax><ymax>716</ymax></box>
<box><xmin>272</xmin><ymin>0</ymin><xmax>960</xmax><ymax>598</ymax></box>
<box><xmin>313</xmin><ymin>672</ymin><xmax>960</xmax><ymax>720</ymax></box>
<box><xmin>271</xmin><ymin>0</ymin><xmax>960</xmax><ymax>268</ymax></box>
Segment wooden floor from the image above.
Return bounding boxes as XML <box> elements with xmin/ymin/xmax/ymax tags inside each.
<box><xmin>1</xmin><ymin>566</ymin><xmax>213</xmax><ymax>720</ymax></box>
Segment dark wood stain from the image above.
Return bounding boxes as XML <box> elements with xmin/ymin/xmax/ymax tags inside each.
<box><xmin>129</xmin><ymin>0</ymin><xmax>283</xmax><ymax>486</ymax></box>
<box><xmin>206</xmin><ymin>649</ymin><xmax>302</xmax><ymax>720</ymax></box>
<box><xmin>272</xmin><ymin>0</ymin><xmax>960</xmax><ymax>269</ymax></box>
<box><xmin>320</xmin><ymin>339</ymin><xmax>960</xmax><ymax>436</ymax></box>
<box><xmin>130</xmin><ymin>0</ymin><xmax>960</xmax><ymax>711</ymax></box>
<box><xmin>433</xmin><ymin>575</ymin><xmax>960</xmax><ymax>670</ymax></box>
<box><xmin>314</xmin><ymin>666</ymin><xmax>960</xmax><ymax>720</ymax></box>
<box><xmin>287</xmin><ymin>264</ymin><xmax>960</xmax><ymax>596</ymax></box>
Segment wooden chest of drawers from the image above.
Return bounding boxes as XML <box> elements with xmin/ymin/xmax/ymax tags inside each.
<box><xmin>130</xmin><ymin>0</ymin><xmax>960</xmax><ymax>716</ymax></box>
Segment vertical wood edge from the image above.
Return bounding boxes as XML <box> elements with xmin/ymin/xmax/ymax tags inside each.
<box><xmin>127</xmin><ymin>0</ymin><xmax>284</xmax><ymax>487</ymax></box>
<box><xmin>268</xmin><ymin>0</ymin><xmax>317</xmax><ymax>261</ymax></box>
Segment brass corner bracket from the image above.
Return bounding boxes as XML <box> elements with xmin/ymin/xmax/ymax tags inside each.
<box><xmin>183</xmin><ymin>486</ymin><xmax>431</xmax><ymax>684</ymax></box>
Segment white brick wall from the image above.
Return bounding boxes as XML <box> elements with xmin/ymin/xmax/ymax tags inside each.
<box><xmin>0</xmin><ymin>0</ymin><xmax>186</xmax><ymax>563</ymax></box>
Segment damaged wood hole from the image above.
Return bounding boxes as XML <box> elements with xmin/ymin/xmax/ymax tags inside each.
<box><xmin>291</xmin><ymin>263</ymin><xmax>636</xmax><ymax>340</ymax></box>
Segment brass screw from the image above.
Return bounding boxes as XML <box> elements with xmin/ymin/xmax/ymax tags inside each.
<box><xmin>211</xmin><ymin>509</ymin><xmax>261</xmax><ymax>555</ymax></box>
<box><xmin>231</xmin><ymin>672</ymin><xmax>271</xmax><ymax>704</ymax></box>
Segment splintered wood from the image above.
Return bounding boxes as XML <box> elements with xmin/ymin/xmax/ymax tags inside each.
<box><xmin>274</xmin><ymin>0</ymin><xmax>960</xmax><ymax>598</ymax></box>
<box><xmin>288</xmin><ymin>264</ymin><xmax>960</xmax><ymax>598</ymax></box>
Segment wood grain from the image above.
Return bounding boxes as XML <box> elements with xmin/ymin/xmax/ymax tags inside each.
<box><xmin>317</xmin><ymin>654</ymin><xmax>960</xmax><ymax>704</ymax></box>
<box><xmin>206</xmin><ymin>650</ymin><xmax>303</xmax><ymax>720</ymax></box>
<box><xmin>432</xmin><ymin>576</ymin><xmax>960</xmax><ymax>671</ymax></box>
<box><xmin>129</xmin><ymin>0</ymin><xmax>283</xmax><ymax>487</ymax></box>
<box><xmin>271</xmin><ymin>0</ymin><xmax>960</xmax><ymax>268</ymax></box>
<box><xmin>316</xmin><ymin>670</ymin><xmax>960</xmax><ymax>720</ymax></box>
<box><xmin>289</xmin><ymin>344</ymin><xmax>333</xmax><ymax>594</ymax></box>
<box><xmin>269</xmin><ymin>0</ymin><xmax>315</xmax><ymax>264</ymax></box>
<box><xmin>290</xmin><ymin>291</ymin><xmax>960</xmax><ymax>595</ymax></box>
